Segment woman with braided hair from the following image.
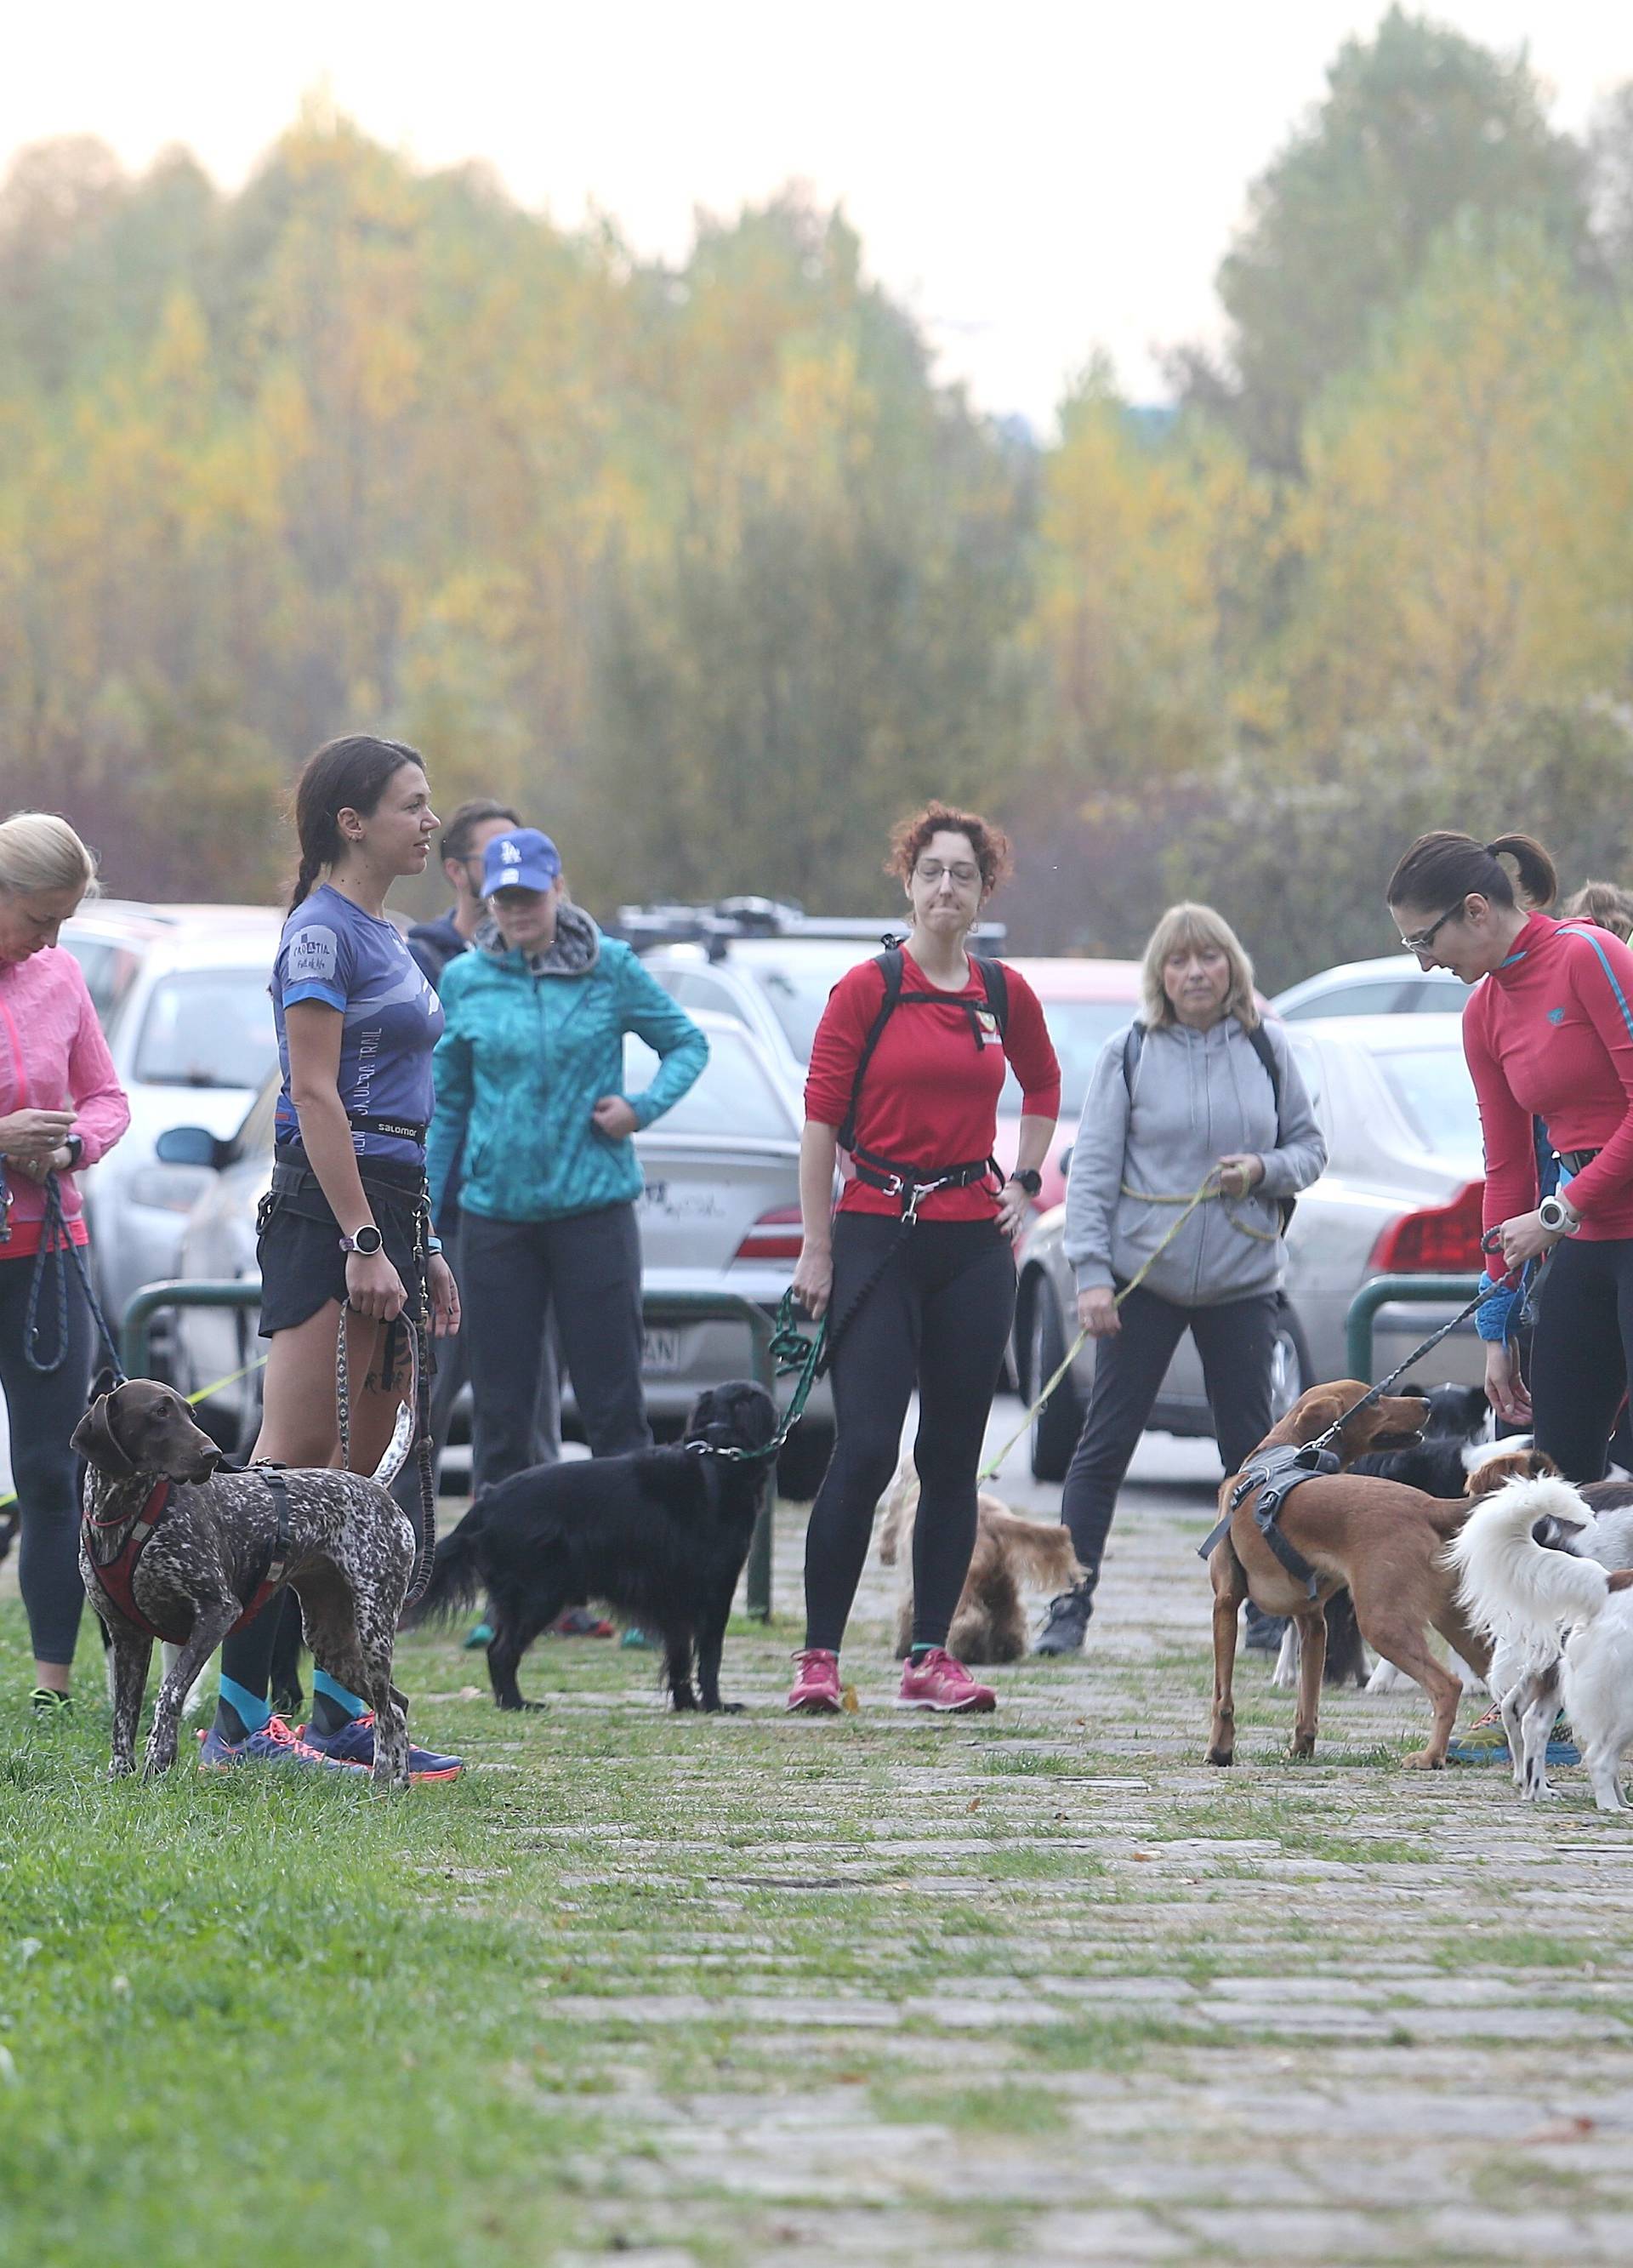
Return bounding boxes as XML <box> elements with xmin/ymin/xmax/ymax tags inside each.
<box><xmin>200</xmin><ymin>734</ymin><xmax>462</xmax><ymax>1775</ymax></box>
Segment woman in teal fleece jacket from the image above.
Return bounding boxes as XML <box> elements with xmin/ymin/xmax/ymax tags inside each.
<box><xmin>426</xmin><ymin>829</ymin><xmax>707</xmax><ymax>1484</ymax></box>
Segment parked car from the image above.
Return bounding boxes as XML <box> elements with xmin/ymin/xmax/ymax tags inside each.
<box><xmin>56</xmin><ymin>901</ymin><xmax>282</xmax><ymax>1364</ymax></box>
<box><xmin>1273</xmin><ymin>955</ymin><xmax>1467</xmax><ymax>1021</ymax></box>
<box><xmin>1015</xmin><ymin>1013</ymin><xmax>1488</xmax><ymax>1479</ymax></box>
<box><xmin>164</xmin><ymin>1011</ymin><xmax>838</xmax><ymax>1496</ymax></box>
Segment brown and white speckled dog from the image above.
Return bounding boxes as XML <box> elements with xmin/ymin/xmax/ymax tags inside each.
<box><xmin>74</xmin><ymin>1377</ymin><xmax>415</xmax><ymax>1786</ymax></box>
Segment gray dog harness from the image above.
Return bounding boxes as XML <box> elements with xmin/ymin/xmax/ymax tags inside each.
<box><xmin>1197</xmin><ymin>1443</ymin><xmax>1340</xmax><ymax>1598</ymax></box>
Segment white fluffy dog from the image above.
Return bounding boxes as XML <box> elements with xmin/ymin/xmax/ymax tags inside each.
<box><xmin>1448</xmin><ymin>1475</ymin><xmax>1633</xmax><ymax>1811</ymax></box>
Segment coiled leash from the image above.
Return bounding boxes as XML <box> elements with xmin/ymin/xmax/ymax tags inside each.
<box><xmin>13</xmin><ymin>1168</ymin><xmax>128</xmax><ymax>1382</ymax></box>
<box><xmin>976</xmin><ymin>1171</ymin><xmax>1226</xmax><ymax>1483</ymax></box>
<box><xmin>334</xmin><ymin>1198</ymin><xmax>437</xmax><ymax>1605</ymax></box>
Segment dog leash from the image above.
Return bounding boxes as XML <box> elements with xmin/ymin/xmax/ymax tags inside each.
<box><xmin>1300</xmin><ymin>1239</ymin><xmax>1522</xmax><ymax>1458</ymax></box>
<box><xmin>684</xmin><ymin>1290</ymin><xmax>828</xmax><ymax>1467</ymax></box>
<box><xmin>21</xmin><ymin>1171</ymin><xmax>127</xmax><ymax>1382</ymax></box>
<box><xmin>333</xmin><ymin>1207</ymin><xmax>437</xmax><ymax>1605</ymax></box>
<box><xmin>976</xmin><ymin>1172</ymin><xmax>1226</xmax><ymax>1482</ymax></box>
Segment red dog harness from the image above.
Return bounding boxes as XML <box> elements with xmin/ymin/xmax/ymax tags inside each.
<box><xmin>85</xmin><ymin>1469</ymin><xmax>293</xmax><ymax>1644</ymax></box>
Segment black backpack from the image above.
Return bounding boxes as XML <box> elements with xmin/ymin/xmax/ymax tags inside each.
<box><xmin>838</xmin><ymin>947</ymin><xmax>1010</xmax><ymax>1153</ymax></box>
<box><xmin>1121</xmin><ymin>1017</ymin><xmax>1296</xmax><ymax>1232</ymax></box>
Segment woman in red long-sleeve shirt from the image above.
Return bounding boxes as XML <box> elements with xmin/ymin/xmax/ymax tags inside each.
<box><xmin>788</xmin><ymin>803</ymin><xmax>1061</xmax><ymax>1715</ymax></box>
<box><xmin>1387</xmin><ymin>829</ymin><xmax>1633</xmax><ymax>1479</ymax></box>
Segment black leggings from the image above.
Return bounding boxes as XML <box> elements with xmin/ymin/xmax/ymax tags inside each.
<box><xmin>803</xmin><ymin>1214</ymin><xmax>1016</xmax><ymax>1655</ymax></box>
<box><xmin>1528</xmin><ymin>1235</ymin><xmax>1633</xmax><ymax>1483</ymax></box>
<box><xmin>0</xmin><ymin>1250</ymin><xmax>94</xmax><ymax>1667</ymax></box>
<box><xmin>1060</xmin><ymin>1285</ymin><xmax>1279</xmax><ymax>1598</ymax></box>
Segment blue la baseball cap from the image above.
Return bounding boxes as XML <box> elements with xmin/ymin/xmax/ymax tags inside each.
<box><xmin>482</xmin><ymin>829</ymin><xmax>561</xmax><ymax>896</ymax></box>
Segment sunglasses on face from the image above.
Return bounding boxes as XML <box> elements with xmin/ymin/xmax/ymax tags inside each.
<box><xmin>1397</xmin><ymin>899</ymin><xmax>1467</xmax><ymax>954</ymax></box>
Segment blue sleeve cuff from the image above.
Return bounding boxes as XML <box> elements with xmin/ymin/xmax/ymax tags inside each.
<box><xmin>279</xmin><ymin>979</ymin><xmax>347</xmax><ymax>1012</ymax></box>
<box><xmin>1475</xmin><ymin>1283</ymin><xmax>1520</xmax><ymax>1342</ymax></box>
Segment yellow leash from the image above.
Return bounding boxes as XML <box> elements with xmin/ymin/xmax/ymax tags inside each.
<box><xmin>0</xmin><ymin>1350</ymin><xmax>270</xmax><ymax>1514</ymax></box>
<box><xmin>977</xmin><ymin>1172</ymin><xmax>1225</xmax><ymax>1483</ymax></box>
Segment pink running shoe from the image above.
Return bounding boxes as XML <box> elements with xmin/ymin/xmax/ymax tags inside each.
<box><xmin>897</xmin><ymin>1648</ymin><xmax>997</xmax><ymax>1713</ymax></box>
<box><xmin>786</xmin><ymin>1648</ymin><xmax>843</xmax><ymax>1714</ymax></box>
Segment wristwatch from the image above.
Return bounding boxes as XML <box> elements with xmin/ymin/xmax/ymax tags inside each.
<box><xmin>62</xmin><ymin>1134</ymin><xmax>84</xmax><ymax>1170</ymax></box>
<box><xmin>1538</xmin><ymin>1194</ymin><xmax>1579</xmax><ymax>1236</ymax></box>
<box><xmin>339</xmin><ymin>1224</ymin><xmax>384</xmax><ymax>1256</ymax></box>
<box><xmin>1009</xmin><ymin>1168</ymin><xmax>1043</xmax><ymax>1198</ymax></box>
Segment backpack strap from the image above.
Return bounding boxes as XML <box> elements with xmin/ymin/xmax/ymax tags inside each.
<box><xmin>1120</xmin><ymin>1020</ymin><xmax>1145</xmax><ymax>1093</ymax></box>
<box><xmin>1246</xmin><ymin>1018</ymin><xmax>1283</xmax><ymax>1121</ymax></box>
<box><xmin>973</xmin><ymin>954</ymin><xmax>1009</xmax><ymax>1036</ymax></box>
<box><xmin>837</xmin><ymin>949</ymin><xmax>906</xmax><ymax>1153</ymax></box>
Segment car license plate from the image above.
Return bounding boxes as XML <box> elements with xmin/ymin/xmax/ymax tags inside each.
<box><xmin>642</xmin><ymin>1330</ymin><xmax>683</xmax><ymax>1375</ymax></box>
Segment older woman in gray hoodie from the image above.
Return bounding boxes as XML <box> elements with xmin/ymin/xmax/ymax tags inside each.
<box><xmin>1035</xmin><ymin>903</ymin><xmax>1326</xmax><ymax>1656</ymax></box>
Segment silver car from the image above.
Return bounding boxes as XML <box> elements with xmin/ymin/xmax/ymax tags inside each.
<box><xmin>57</xmin><ymin>902</ymin><xmax>282</xmax><ymax>1365</ymax></box>
<box><xmin>165</xmin><ymin>1011</ymin><xmax>835</xmax><ymax>1488</ymax></box>
<box><xmin>1016</xmin><ymin>1013</ymin><xmax>1488</xmax><ymax>1479</ymax></box>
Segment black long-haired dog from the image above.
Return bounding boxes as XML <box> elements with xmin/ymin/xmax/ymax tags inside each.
<box><xmin>416</xmin><ymin>1381</ymin><xmax>777</xmax><ymax>1714</ymax></box>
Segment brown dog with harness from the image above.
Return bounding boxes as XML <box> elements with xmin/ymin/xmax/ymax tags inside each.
<box><xmin>76</xmin><ymin>1377</ymin><xmax>416</xmax><ymax>1784</ymax></box>
<box><xmin>1204</xmin><ymin>1382</ymin><xmax>1512</xmax><ymax>1772</ymax></box>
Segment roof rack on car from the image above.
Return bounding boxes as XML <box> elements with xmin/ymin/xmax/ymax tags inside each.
<box><xmin>612</xmin><ymin>896</ymin><xmax>1004</xmax><ymax>962</ymax></box>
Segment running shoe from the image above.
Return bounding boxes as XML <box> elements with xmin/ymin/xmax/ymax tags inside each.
<box><xmin>29</xmin><ymin>1686</ymin><xmax>73</xmax><ymax>1717</ymax></box>
<box><xmin>548</xmin><ymin>1609</ymin><xmax>615</xmax><ymax>1638</ymax></box>
<box><xmin>897</xmin><ymin>1649</ymin><xmax>997</xmax><ymax>1713</ymax></box>
<box><xmin>198</xmin><ymin>1715</ymin><xmax>361</xmax><ymax>1771</ymax></box>
<box><xmin>786</xmin><ymin>1648</ymin><xmax>843</xmax><ymax>1714</ymax></box>
<box><xmin>462</xmin><ymin>1621</ymin><xmax>494</xmax><ymax>1650</ymax></box>
<box><xmin>297</xmin><ymin>1712</ymin><xmax>464</xmax><ymax>1781</ymax></box>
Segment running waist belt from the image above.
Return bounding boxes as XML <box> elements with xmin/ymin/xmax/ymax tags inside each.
<box><xmin>1556</xmin><ymin>1146</ymin><xmax>1601</xmax><ymax>1177</ymax></box>
<box><xmin>848</xmin><ymin>1149</ymin><xmax>999</xmax><ymax>1201</ymax></box>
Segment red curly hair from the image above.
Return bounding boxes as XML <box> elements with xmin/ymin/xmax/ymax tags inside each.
<box><xmin>885</xmin><ymin>801</ymin><xmax>1013</xmax><ymax>893</ymax></box>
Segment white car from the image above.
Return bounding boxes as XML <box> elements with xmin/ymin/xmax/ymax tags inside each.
<box><xmin>58</xmin><ymin>901</ymin><xmax>282</xmax><ymax>1365</ymax></box>
<box><xmin>1016</xmin><ymin>1014</ymin><xmax>1489</xmax><ymax>1479</ymax></box>
<box><xmin>1273</xmin><ymin>954</ymin><xmax>1467</xmax><ymax>1020</ymax></box>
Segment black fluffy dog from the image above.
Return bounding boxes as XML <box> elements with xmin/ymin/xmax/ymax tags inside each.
<box><xmin>418</xmin><ymin>1381</ymin><xmax>777</xmax><ymax>1713</ymax></box>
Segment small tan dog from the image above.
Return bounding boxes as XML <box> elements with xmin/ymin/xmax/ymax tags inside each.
<box><xmin>877</xmin><ymin>1457</ymin><xmax>1084</xmax><ymax>1663</ymax></box>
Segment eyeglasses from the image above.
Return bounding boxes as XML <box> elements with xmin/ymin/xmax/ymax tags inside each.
<box><xmin>1397</xmin><ymin>900</ymin><xmax>1466</xmax><ymax>954</ymax></box>
<box><xmin>916</xmin><ymin>862</ymin><xmax>981</xmax><ymax>886</ymax></box>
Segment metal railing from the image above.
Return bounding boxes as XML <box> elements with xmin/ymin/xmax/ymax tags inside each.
<box><xmin>119</xmin><ymin>1279</ymin><xmax>784</xmax><ymax>1619</ymax></box>
<box><xmin>1345</xmin><ymin>1274</ymin><xmax>1482</xmax><ymax>1382</ymax></box>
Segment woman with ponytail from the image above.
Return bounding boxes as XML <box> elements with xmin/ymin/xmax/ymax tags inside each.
<box><xmin>1386</xmin><ymin>830</ymin><xmax>1633</xmax><ymax>1480</ymax></box>
<box><xmin>201</xmin><ymin>735</ymin><xmax>462</xmax><ymax>1775</ymax></box>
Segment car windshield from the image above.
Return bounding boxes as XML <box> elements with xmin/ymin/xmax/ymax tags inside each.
<box><xmin>1001</xmin><ymin>998</ymin><xmax>1135</xmax><ymax>1118</ymax></box>
<box><xmin>134</xmin><ymin>969</ymin><xmax>279</xmax><ymax>1091</ymax></box>
<box><xmin>1374</xmin><ymin>1046</ymin><xmax>1481</xmax><ymax>1158</ymax></box>
<box><xmin>624</xmin><ymin>1029</ymin><xmax>791</xmax><ymax>1141</ymax></box>
<box><xmin>60</xmin><ymin>933</ymin><xmax>143</xmax><ymax>1026</ymax></box>
<box><xmin>747</xmin><ymin>950</ymin><xmax>878</xmax><ymax>1061</ymax></box>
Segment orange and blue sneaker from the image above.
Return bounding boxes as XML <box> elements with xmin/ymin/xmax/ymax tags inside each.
<box><xmin>897</xmin><ymin>1648</ymin><xmax>997</xmax><ymax>1714</ymax></box>
<box><xmin>198</xmin><ymin>1715</ymin><xmax>360</xmax><ymax>1771</ymax></box>
<box><xmin>298</xmin><ymin>1712</ymin><xmax>464</xmax><ymax>1781</ymax></box>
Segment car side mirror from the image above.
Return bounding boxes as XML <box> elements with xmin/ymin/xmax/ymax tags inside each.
<box><xmin>155</xmin><ymin>1125</ymin><xmax>227</xmax><ymax>1170</ymax></box>
<box><xmin>1058</xmin><ymin>1146</ymin><xmax>1073</xmax><ymax>1182</ymax></box>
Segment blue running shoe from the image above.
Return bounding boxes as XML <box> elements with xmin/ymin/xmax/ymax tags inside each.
<box><xmin>298</xmin><ymin>1712</ymin><xmax>464</xmax><ymax>1781</ymax></box>
<box><xmin>198</xmin><ymin>1715</ymin><xmax>361</xmax><ymax>1772</ymax></box>
<box><xmin>462</xmin><ymin>1621</ymin><xmax>493</xmax><ymax>1650</ymax></box>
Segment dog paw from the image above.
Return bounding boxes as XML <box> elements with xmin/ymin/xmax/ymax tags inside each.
<box><xmin>1284</xmin><ymin>1740</ymin><xmax>1316</xmax><ymax>1762</ymax></box>
<box><xmin>1204</xmin><ymin>1747</ymin><xmax>1234</xmax><ymax>1768</ymax></box>
<box><xmin>1400</xmin><ymin>1749</ymin><xmax>1446</xmax><ymax>1770</ymax></box>
<box><xmin>704</xmin><ymin>1701</ymin><xmax>747</xmax><ymax>1715</ymax></box>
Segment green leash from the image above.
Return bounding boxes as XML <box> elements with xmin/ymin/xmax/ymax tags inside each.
<box><xmin>687</xmin><ymin>1289</ymin><xmax>827</xmax><ymax>1467</ymax></box>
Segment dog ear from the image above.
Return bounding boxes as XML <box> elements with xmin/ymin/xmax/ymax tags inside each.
<box><xmin>1289</xmin><ymin>1388</ymin><xmax>1349</xmax><ymax>1443</ymax></box>
<box><xmin>71</xmin><ymin>1392</ymin><xmax>136</xmax><ymax>1477</ymax></box>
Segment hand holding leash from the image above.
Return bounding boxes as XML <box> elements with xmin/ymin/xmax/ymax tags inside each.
<box><xmin>344</xmin><ymin>1247</ymin><xmax>407</xmax><ymax>1322</ymax></box>
<box><xmin>792</xmin><ymin>1239</ymin><xmax>833</xmax><ymax>1319</ymax></box>
<box><xmin>1077</xmin><ymin>1285</ymin><xmax>1119</xmax><ymax>1339</ymax></box>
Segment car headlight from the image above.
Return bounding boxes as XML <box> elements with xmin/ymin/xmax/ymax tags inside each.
<box><xmin>126</xmin><ymin>1165</ymin><xmax>217</xmax><ymax>1214</ymax></box>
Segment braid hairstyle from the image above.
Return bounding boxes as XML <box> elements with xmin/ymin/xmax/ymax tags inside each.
<box><xmin>289</xmin><ymin>734</ymin><xmax>424</xmax><ymax>911</ymax></box>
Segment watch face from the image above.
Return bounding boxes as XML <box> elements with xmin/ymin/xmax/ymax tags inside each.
<box><xmin>350</xmin><ymin>1227</ymin><xmax>383</xmax><ymax>1255</ymax></box>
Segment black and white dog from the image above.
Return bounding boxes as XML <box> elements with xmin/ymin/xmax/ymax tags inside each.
<box><xmin>417</xmin><ymin>1381</ymin><xmax>777</xmax><ymax>1714</ymax></box>
<box><xmin>75</xmin><ymin>1376</ymin><xmax>415</xmax><ymax>1784</ymax></box>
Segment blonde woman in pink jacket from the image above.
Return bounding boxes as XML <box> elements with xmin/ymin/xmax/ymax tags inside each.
<box><xmin>0</xmin><ymin>813</ymin><xmax>130</xmax><ymax>1712</ymax></box>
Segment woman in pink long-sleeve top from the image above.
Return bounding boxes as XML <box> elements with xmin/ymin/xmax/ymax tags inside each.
<box><xmin>0</xmin><ymin>812</ymin><xmax>131</xmax><ymax>1712</ymax></box>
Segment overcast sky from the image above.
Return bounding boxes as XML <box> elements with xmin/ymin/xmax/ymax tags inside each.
<box><xmin>5</xmin><ymin>2</ymin><xmax>1630</xmax><ymax>427</ymax></box>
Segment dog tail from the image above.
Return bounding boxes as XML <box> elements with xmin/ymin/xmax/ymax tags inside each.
<box><xmin>409</xmin><ymin>1496</ymin><xmax>490</xmax><ymax>1627</ymax></box>
<box><xmin>977</xmin><ymin>1505</ymin><xmax>1084</xmax><ymax>1589</ymax></box>
<box><xmin>1445</xmin><ymin>1477</ymin><xmax>1616</xmax><ymax>1650</ymax></box>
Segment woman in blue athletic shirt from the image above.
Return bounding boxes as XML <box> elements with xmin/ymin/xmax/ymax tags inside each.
<box><xmin>202</xmin><ymin>734</ymin><xmax>463</xmax><ymax>1775</ymax></box>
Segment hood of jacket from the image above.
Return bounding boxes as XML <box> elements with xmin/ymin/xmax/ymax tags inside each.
<box><xmin>473</xmin><ymin>902</ymin><xmax>600</xmax><ymax>977</ymax></box>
